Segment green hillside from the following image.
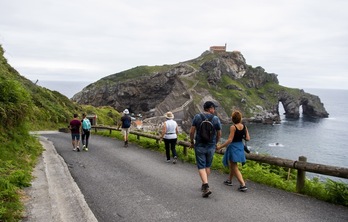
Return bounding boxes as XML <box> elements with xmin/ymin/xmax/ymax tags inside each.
<box><xmin>0</xmin><ymin>45</ymin><xmax>120</xmax><ymax>221</ymax></box>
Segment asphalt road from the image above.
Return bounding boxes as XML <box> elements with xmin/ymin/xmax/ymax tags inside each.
<box><xmin>38</xmin><ymin>131</ymin><xmax>348</xmax><ymax>222</ymax></box>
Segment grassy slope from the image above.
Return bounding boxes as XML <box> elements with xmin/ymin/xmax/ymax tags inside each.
<box><xmin>0</xmin><ymin>45</ymin><xmax>121</xmax><ymax>221</ymax></box>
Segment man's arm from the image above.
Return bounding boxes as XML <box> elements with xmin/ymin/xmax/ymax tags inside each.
<box><xmin>189</xmin><ymin>126</ymin><xmax>196</xmax><ymax>148</ymax></box>
<box><xmin>216</xmin><ymin>129</ymin><xmax>221</xmax><ymax>144</ymax></box>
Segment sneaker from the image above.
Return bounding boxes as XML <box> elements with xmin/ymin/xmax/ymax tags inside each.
<box><xmin>165</xmin><ymin>159</ymin><xmax>171</xmax><ymax>163</ymax></box>
<box><xmin>238</xmin><ymin>185</ymin><xmax>248</xmax><ymax>192</ymax></box>
<box><xmin>202</xmin><ymin>188</ymin><xmax>212</xmax><ymax>198</ymax></box>
<box><xmin>76</xmin><ymin>146</ymin><xmax>80</xmax><ymax>152</ymax></box>
<box><xmin>173</xmin><ymin>156</ymin><xmax>177</xmax><ymax>164</ymax></box>
<box><xmin>73</xmin><ymin>148</ymin><xmax>76</xmax><ymax>151</ymax></box>
<box><xmin>85</xmin><ymin>147</ymin><xmax>88</xmax><ymax>151</ymax></box>
<box><xmin>223</xmin><ymin>180</ymin><xmax>233</xmax><ymax>186</ymax></box>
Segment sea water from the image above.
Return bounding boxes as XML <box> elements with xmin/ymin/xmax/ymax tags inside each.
<box><xmin>37</xmin><ymin>81</ymin><xmax>92</xmax><ymax>98</ymax></box>
<box><xmin>221</xmin><ymin>88</ymin><xmax>348</xmax><ymax>182</ymax></box>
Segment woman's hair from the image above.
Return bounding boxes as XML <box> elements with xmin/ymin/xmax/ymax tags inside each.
<box><xmin>232</xmin><ymin>110</ymin><xmax>242</xmax><ymax>124</ymax></box>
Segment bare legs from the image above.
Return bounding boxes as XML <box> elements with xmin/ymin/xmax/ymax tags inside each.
<box><xmin>229</xmin><ymin>161</ymin><xmax>245</xmax><ymax>186</ymax></box>
<box><xmin>72</xmin><ymin>139</ymin><xmax>80</xmax><ymax>149</ymax></box>
<box><xmin>198</xmin><ymin>168</ymin><xmax>211</xmax><ymax>184</ymax></box>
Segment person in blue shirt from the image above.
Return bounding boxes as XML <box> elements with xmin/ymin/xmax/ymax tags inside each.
<box><xmin>81</xmin><ymin>113</ymin><xmax>92</xmax><ymax>151</ymax></box>
<box><xmin>189</xmin><ymin>101</ymin><xmax>222</xmax><ymax>198</ymax></box>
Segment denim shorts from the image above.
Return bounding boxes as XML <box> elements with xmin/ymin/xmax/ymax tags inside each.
<box><xmin>194</xmin><ymin>145</ymin><xmax>216</xmax><ymax>169</ymax></box>
<box><xmin>71</xmin><ymin>133</ymin><xmax>80</xmax><ymax>140</ymax></box>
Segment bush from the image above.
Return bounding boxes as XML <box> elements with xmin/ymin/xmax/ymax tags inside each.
<box><xmin>0</xmin><ymin>79</ymin><xmax>32</xmax><ymax>127</ymax></box>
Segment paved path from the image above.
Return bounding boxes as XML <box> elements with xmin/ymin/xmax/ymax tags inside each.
<box><xmin>25</xmin><ymin>131</ymin><xmax>348</xmax><ymax>221</ymax></box>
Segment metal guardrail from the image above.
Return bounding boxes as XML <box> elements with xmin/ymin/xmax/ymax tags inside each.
<box><xmin>90</xmin><ymin>125</ymin><xmax>348</xmax><ymax>192</ymax></box>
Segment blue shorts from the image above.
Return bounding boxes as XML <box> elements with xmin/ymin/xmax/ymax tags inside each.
<box><xmin>194</xmin><ymin>145</ymin><xmax>216</xmax><ymax>169</ymax></box>
<box><xmin>71</xmin><ymin>133</ymin><xmax>80</xmax><ymax>140</ymax></box>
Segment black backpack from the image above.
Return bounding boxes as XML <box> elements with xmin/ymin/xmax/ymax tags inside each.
<box><xmin>123</xmin><ymin>116</ymin><xmax>131</xmax><ymax>128</ymax></box>
<box><xmin>199</xmin><ymin>114</ymin><xmax>215</xmax><ymax>143</ymax></box>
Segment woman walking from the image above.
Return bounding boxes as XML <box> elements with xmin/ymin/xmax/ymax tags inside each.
<box><xmin>217</xmin><ymin>110</ymin><xmax>250</xmax><ymax>191</ymax></box>
<box><xmin>160</xmin><ymin>112</ymin><xmax>179</xmax><ymax>164</ymax></box>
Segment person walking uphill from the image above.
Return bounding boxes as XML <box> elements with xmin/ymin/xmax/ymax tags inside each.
<box><xmin>217</xmin><ymin>110</ymin><xmax>250</xmax><ymax>192</ymax></box>
<box><xmin>121</xmin><ymin>109</ymin><xmax>132</xmax><ymax>147</ymax></box>
<box><xmin>70</xmin><ymin>113</ymin><xmax>81</xmax><ymax>152</ymax></box>
<box><xmin>160</xmin><ymin>112</ymin><xmax>179</xmax><ymax>164</ymax></box>
<box><xmin>81</xmin><ymin>113</ymin><xmax>92</xmax><ymax>151</ymax></box>
<box><xmin>189</xmin><ymin>101</ymin><xmax>222</xmax><ymax>198</ymax></box>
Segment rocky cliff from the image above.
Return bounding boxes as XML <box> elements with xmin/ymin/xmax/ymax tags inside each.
<box><xmin>72</xmin><ymin>50</ymin><xmax>329</xmax><ymax>132</ymax></box>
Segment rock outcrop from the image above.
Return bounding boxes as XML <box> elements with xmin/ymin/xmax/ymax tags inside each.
<box><xmin>72</xmin><ymin>50</ymin><xmax>328</xmax><ymax>133</ymax></box>
<box><xmin>278</xmin><ymin>89</ymin><xmax>329</xmax><ymax>119</ymax></box>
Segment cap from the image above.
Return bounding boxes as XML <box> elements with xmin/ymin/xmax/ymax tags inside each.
<box><xmin>203</xmin><ymin>101</ymin><xmax>218</xmax><ymax>110</ymax></box>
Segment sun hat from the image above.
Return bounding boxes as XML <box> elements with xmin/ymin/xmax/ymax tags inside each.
<box><xmin>164</xmin><ymin>112</ymin><xmax>174</xmax><ymax>119</ymax></box>
<box><xmin>123</xmin><ymin>109</ymin><xmax>129</xmax><ymax>115</ymax></box>
<box><xmin>203</xmin><ymin>101</ymin><xmax>218</xmax><ymax>110</ymax></box>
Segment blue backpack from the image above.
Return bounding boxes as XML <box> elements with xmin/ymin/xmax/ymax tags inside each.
<box><xmin>82</xmin><ymin>119</ymin><xmax>91</xmax><ymax>130</ymax></box>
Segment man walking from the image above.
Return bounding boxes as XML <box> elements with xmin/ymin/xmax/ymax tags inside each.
<box><xmin>189</xmin><ymin>101</ymin><xmax>222</xmax><ymax>197</ymax></box>
<box><xmin>81</xmin><ymin>113</ymin><xmax>92</xmax><ymax>151</ymax></box>
<box><xmin>70</xmin><ymin>113</ymin><xmax>81</xmax><ymax>152</ymax></box>
<box><xmin>121</xmin><ymin>109</ymin><xmax>132</xmax><ymax>147</ymax></box>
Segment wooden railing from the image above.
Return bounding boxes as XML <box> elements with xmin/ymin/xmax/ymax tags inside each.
<box><xmin>90</xmin><ymin>125</ymin><xmax>348</xmax><ymax>192</ymax></box>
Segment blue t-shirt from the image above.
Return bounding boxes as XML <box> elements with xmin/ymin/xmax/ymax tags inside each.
<box><xmin>192</xmin><ymin>113</ymin><xmax>221</xmax><ymax>145</ymax></box>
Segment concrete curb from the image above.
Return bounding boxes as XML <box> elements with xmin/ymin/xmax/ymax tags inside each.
<box><xmin>24</xmin><ymin>136</ymin><xmax>98</xmax><ymax>221</ymax></box>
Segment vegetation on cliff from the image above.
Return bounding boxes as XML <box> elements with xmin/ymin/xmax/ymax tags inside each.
<box><xmin>72</xmin><ymin>51</ymin><xmax>328</xmax><ymax>132</ymax></box>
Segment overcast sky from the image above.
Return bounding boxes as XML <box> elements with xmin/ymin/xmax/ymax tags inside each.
<box><xmin>1</xmin><ymin>0</ymin><xmax>348</xmax><ymax>92</ymax></box>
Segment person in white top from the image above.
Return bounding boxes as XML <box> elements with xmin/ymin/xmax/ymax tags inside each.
<box><xmin>160</xmin><ymin>112</ymin><xmax>179</xmax><ymax>164</ymax></box>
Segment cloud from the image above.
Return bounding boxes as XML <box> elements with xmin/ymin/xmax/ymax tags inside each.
<box><xmin>1</xmin><ymin>0</ymin><xmax>348</xmax><ymax>90</ymax></box>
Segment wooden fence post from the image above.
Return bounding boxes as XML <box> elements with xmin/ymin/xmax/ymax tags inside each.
<box><xmin>183</xmin><ymin>146</ymin><xmax>188</xmax><ymax>156</ymax></box>
<box><xmin>296</xmin><ymin>156</ymin><xmax>307</xmax><ymax>193</ymax></box>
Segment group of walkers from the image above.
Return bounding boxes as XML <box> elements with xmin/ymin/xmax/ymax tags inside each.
<box><xmin>69</xmin><ymin>113</ymin><xmax>92</xmax><ymax>152</ymax></box>
<box><xmin>69</xmin><ymin>109</ymin><xmax>132</xmax><ymax>151</ymax></box>
<box><xmin>162</xmin><ymin>101</ymin><xmax>250</xmax><ymax>198</ymax></box>
<box><xmin>71</xmin><ymin>101</ymin><xmax>250</xmax><ymax>198</ymax></box>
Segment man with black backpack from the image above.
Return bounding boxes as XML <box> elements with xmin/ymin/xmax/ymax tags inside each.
<box><xmin>121</xmin><ymin>109</ymin><xmax>132</xmax><ymax>147</ymax></box>
<box><xmin>189</xmin><ymin>101</ymin><xmax>222</xmax><ymax>198</ymax></box>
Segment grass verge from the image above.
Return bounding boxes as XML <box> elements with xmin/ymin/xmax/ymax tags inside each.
<box><xmin>0</xmin><ymin>129</ymin><xmax>43</xmax><ymax>221</ymax></box>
